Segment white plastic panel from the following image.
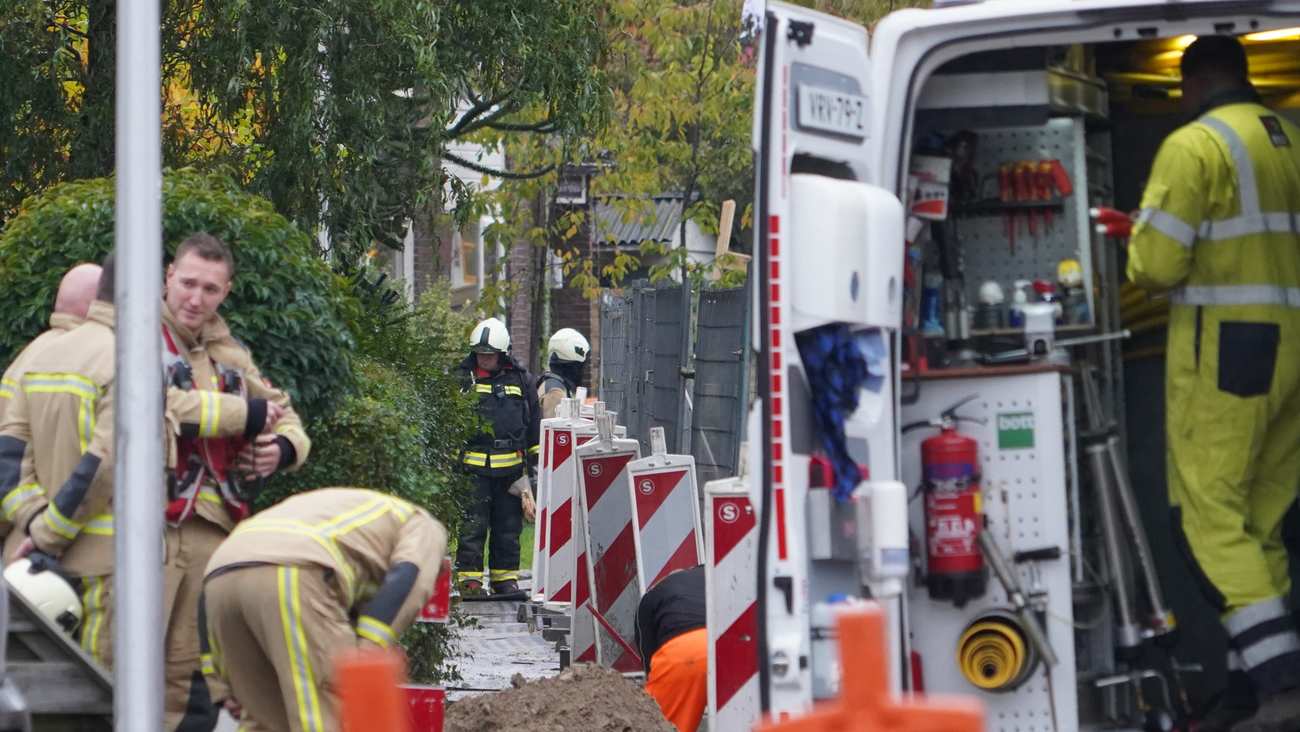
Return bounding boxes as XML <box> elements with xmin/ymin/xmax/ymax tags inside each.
<box><xmin>901</xmin><ymin>371</ymin><xmax>1077</xmax><ymax>732</ymax></box>
<box><xmin>789</xmin><ymin>174</ymin><xmax>903</xmax><ymax>332</ymax></box>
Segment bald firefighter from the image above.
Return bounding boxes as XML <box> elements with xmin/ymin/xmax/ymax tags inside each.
<box><xmin>161</xmin><ymin>233</ymin><xmax>312</xmax><ymax>730</ymax></box>
<box><xmin>537</xmin><ymin>328</ymin><xmax>590</xmax><ymax>419</ymax></box>
<box><xmin>0</xmin><ymin>263</ymin><xmax>101</xmax><ymax>561</ymax></box>
<box><xmin>199</xmin><ymin>488</ymin><xmax>448</xmax><ymax>732</ymax></box>
<box><xmin>0</xmin><ymin>254</ymin><xmax>274</xmax><ymax>671</ymax></box>
<box><xmin>455</xmin><ymin>317</ymin><xmax>539</xmax><ymax>596</ymax></box>
<box><xmin>1126</xmin><ymin>36</ymin><xmax>1300</xmax><ymax>732</ymax></box>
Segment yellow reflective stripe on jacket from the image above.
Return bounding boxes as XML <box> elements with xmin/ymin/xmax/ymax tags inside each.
<box><xmin>502</xmin><ymin>385</ymin><xmax>523</xmax><ymax>397</ymax></box>
<box><xmin>1172</xmin><ymin>285</ymin><xmax>1300</xmax><ymax>308</ymax></box>
<box><xmin>528</xmin><ymin>444</ymin><xmax>541</xmax><ymax>455</ymax></box>
<box><xmin>356</xmin><ymin>615</ymin><xmax>396</xmax><ymax>648</ymax></box>
<box><xmin>83</xmin><ymin>512</ymin><xmax>115</xmax><ymax>536</ymax></box>
<box><xmin>198</xmin><ymin>390</ymin><xmax>223</xmax><ymax>438</ymax></box>
<box><xmin>277</xmin><ymin>567</ymin><xmax>324</xmax><ymax>732</ymax></box>
<box><xmin>234</xmin><ymin>520</ymin><xmax>357</xmax><ymax>599</ymax></box>
<box><xmin>200</xmin><ymin>653</ymin><xmax>217</xmax><ymax>676</ymax></box>
<box><xmin>198</xmin><ymin>487</ymin><xmax>223</xmax><ymax>505</ymax></box>
<box><xmin>43</xmin><ymin>501</ymin><xmax>84</xmax><ymax>540</ymax></box>
<box><xmin>22</xmin><ymin>373</ymin><xmax>99</xmax><ymax>452</ymax></box>
<box><xmin>474</xmin><ymin>384</ymin><xmax>493</xmax><ymax>394</ymax></box>
<box><xmin>2</xmin><ymin>483</ymin><xmax>41</xmax><ymax>520</ymax></box>
<box><xmin>462</xmin><ymin>451</ymin><xmax>522</xmax><ymax>468</ymax></box>
<box><xmin>0</xmin><ymin>378</ymin><xmax>16</xmax><ymax>399</ymax></box>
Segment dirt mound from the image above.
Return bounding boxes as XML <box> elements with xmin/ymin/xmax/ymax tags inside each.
<box><xmin>444</xmin><ymin>664</ymin><xmax>674</xmax><ymax>732</ymax></box>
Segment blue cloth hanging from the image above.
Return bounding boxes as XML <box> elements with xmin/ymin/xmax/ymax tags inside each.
<box><xmin>795</xmin><ymin>324</ymin><xmax>885</xmax><ymax>502</ymax></box>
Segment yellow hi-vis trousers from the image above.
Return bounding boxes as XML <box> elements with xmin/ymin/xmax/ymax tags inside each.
<box><xmin>1166</xmin><ymin>304</ymin><xmax>1300</xmax><ymax>694</ymax></box>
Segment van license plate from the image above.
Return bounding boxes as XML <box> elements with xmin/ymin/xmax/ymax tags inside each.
<box><xmin>797</xmin><ymin>85</ymin><xmax>867</xmax><ymax>140</ymax></box>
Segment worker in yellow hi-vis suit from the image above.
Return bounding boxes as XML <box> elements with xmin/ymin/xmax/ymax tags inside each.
<box><xmin>1127</xmin><ymin>35</ymin><xmax>1300</xmax><ymax>732</ymax></box>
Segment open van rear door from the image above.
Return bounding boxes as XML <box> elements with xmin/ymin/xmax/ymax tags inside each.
<box><xmin>746</xmin><ymin>1</ymin><xmax>907</xmax><ymax>722</ymax></box>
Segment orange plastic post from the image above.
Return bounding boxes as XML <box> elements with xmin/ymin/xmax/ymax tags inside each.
<box><xmin>757</xmin><ymin>606</ymin><xmax>984</xmax><ymax>732</ymax></box>
<box><xmin>337</xmin><ymin>647</ymin><xmax>413</xmax><ymax>732</ymax></box>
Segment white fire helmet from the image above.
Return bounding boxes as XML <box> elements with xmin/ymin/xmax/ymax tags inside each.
<box><xmin>548</xmin><ymin>328</ymin><xmax>590</xmax><ymax>364</ymax></box>
<box><xmin>5</xmin><ymin>558</ymin><xmax>81</xmax><ymax>634</ymax></box>
<box><xmin>469</xmin><ymin>317</ymin><xmax>511</xmax><ymax>354</ymax></box>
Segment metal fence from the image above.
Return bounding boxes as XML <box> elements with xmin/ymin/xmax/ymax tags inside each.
<box><xmin>597</xmin><ymin>281</ymin><xmax>747</xmax><ymax>480</ymax></box>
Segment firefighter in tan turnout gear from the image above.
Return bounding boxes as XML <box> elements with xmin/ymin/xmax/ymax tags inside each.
<box><xmin>160</xmin><ymin>233</ymin><xmax>312</xmax><ymax>730</ymax></box>
<box><xmin>199</xmin><ymin>487</ymin><xmax>448</xmax><ymax>732</ymax></box>
<box><xmin>0</xmin><ymin>262</ymin><xmax>101</xmax><ymax>561</ymax></box>
<box><xmin>0</xmin><ymin>253</ymin><xmax>273</xmax><ymax>673</ymax></box>
<box><xmin>1126</xmin><ymin>36</ymin><xmax>1300</xmax><ymax>732</ymax></box>
<box><xmin>455</xmin><ymin>317</ymin><xmax>539</xmax><ymax>596</ymax></box>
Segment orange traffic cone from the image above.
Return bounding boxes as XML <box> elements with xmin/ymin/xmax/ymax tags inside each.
<box><xmin>337</xmin><ymin>647</ymin><xmax>412</xmax><ymax>732</ymax></box>
<box><xmin>758</xmin><ymin>606</ymin><xmax>984</xmax><ymax>732</ymax></box>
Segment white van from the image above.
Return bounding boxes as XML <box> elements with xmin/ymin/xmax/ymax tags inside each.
<box><xmin>735</xmin><ymin>2</ymin><xmax>1300</xmax><ymax>731</ymax></box>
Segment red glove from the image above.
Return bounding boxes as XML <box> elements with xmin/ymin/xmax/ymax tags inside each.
<box><xmin>1090</xmin><ymin>206</ymin><xmax>1133</xmax><ymax>239</ymax></box>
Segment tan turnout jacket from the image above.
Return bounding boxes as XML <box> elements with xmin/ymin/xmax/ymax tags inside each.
<box><xmin>0</xmin><ymin>301</ymin><xmax>268</xmax><ymax>576</ymax></box>
<box><xmin>162</xmin><ymin>304</ymin><xmax>310</xmax><ymax>532</ymax></box>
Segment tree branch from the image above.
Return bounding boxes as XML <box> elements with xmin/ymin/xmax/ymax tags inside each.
<box><xmin>442</xmin><ymin>150</ymin><xmax>554</xmax><ymax>180</ymax></box>
<box><xmin>484</xmin><ymin>117</ymin><xmax>556</xmax><ymax>133</ymax></box>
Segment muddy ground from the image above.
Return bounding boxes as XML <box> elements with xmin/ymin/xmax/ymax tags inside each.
<box><xmin>444</xmin><ymin>664</ymin><xmax>674</xmax><ymax>732</ymax></box>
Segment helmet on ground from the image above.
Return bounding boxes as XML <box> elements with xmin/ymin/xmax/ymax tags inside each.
<box><xmin>5</xmin><ymin>558</ymin><xmax>82</xmax><ymax>634</ymax></box>
<box><xmin>469</xmin><ymin>317</ymin><xmax>510</xmax><ymax>354</ymax></box>
<box><xmin>548</xmin><ymin>328</ymin><xmax>590</xmax><ymax>363</ymax></box>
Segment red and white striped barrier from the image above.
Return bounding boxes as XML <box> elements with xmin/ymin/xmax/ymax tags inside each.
<box><xmin>706</xmin><ymin>476</ymin><xmax>760</xmax><ymax>730</ymax></box>
<box><xmin>629</xmin><ymin>427</ymin><xmax>703</xmax><ymax>593</ymax></box>
<box><xmin>575</xmin><ymin>412</ymin><xmax>643</xmax><ymax>672</ymax></box>
<box><xmin>543</xmin><ymin>402</ymin><xmax>596</xmax><ymax>605</ymax></box>
<box><xmin>532</xmin><ymin>399</ymin><xmax>587</xmax><ymax>601</ymax></box>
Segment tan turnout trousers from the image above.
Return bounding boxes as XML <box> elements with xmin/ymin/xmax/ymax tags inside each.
<box><xmin>164</xmin><ymin>516</ymin><xmax>228</xmax><ymax>730</ymax></box>
<box><xmin>204</xmin><ymin>564</ymin><xmax>355</xmax><ymax>732</ymax></box>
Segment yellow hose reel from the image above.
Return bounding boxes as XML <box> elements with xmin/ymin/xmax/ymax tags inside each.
<box><xmin>956</xmin><ymin>613</ymin><xmax>1037</xmax><ymax>691</ymax></box>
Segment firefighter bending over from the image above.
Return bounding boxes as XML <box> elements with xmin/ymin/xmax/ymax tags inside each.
<box><xmin>454</xmin><ymin>317</ymin><xmax>539</xmax><ymax>596</ymax></box>
<box><xmin>199</xmin><ymin>488</ymin><xmax>447</xmax><ymax>732</ymax></box>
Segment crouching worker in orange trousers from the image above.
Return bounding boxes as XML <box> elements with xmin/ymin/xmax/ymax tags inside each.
<box><xmin>635</xmin><ymin>565</ymin><xmax>708</xmax><ymax>732</ymax></box>
<box><xmin>198</xmin><ymin>488</ymin><xmax>447</xmax><ymax>732</ymax></box>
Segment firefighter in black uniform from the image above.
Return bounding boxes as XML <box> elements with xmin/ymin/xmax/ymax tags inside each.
<box><xmin>537</xmin><ymin>328</ymin><xmax>590</xmax><ymax>419</ymax></box>
<box><xmin>455</xmin><ymin>317</ymin><xmax>540</xmax><ymax>596</ymax></box>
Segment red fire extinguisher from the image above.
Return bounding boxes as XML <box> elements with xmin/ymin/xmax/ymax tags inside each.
<box><xmin>904</xmin><ymin>395</ymin><xmax>988</xmax><ymax>607</ymax></box>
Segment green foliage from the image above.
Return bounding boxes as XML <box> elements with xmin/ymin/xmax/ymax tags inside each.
<box><xmin>0</xmin><ymin>0</ymin><xmax>611</xmax><ymax>264</ymax></box>
<box><xmin>485</xmin><ymin>0</ymin><xmax>756</xmax><ymax>302</ymax></box>
<box><xmin>0</xmin><ymin>168</ymin><xmax>356</xmax><ymax>419</ymax></box>
<box><xmin>263</xmin><ymin>283</ymin><xmax>479</xmax><ymax>684</ymax></box>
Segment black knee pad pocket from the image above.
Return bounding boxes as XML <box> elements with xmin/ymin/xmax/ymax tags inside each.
<box><xmin>1218</xmin><ymin>321</ymin><xmax>1279</xmax><ymax>398</ymax></box>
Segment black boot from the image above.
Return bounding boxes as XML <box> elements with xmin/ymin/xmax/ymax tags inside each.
<box><xmin>1195</xmin><ymin>670</ymin><xmax>1257</xmax><ymax>732</ymax></box>
<box><xmin>491</xmin><ymin>579</ymin><xmax>520</xmax><ymax>595</ymax></box>
<box><xmin>1232</xmin><ymin>686</ymin><xmax>1300</xmax><ymax>732</ymax></box>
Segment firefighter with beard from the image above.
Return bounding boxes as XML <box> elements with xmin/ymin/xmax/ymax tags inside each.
<box><xmin>454</xmin><ymin>317</ymin><xmax>539</xmax><ymax>596</ymax></box>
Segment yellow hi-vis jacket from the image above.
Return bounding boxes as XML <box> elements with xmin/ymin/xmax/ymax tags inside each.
<box><xmin>1128</xmin><ymin>101</ymin><xmax>1300</xmax><ymax>307</ymax></box>
<box><xmin>0</xmin><ymin>301</ymin><xmax>271</xmax><ymax>577</ymax></box>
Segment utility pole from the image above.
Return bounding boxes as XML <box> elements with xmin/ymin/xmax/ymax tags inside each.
<box><xmin>114</xmin><ymin>0</ymin><xmax>164</xmax><ymax>728</ymax></box>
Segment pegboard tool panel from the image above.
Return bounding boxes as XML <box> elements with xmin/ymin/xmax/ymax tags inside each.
<box><xmin>950</xmin><ymin>118</ymin><xmax>1096</xmax><ymax>328</ymax></box>
<box><xmin>902</xmin><ymin>371</ymin><xmax>1078</xmax><ymax>732</ymax></box>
